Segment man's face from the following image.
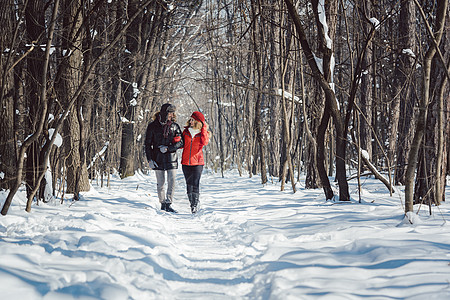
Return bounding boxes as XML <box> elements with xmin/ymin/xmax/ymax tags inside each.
<box><xmin>167</xmin><ymin>112</ymin><xmax>174</xmax><ymax>121</ymax></box>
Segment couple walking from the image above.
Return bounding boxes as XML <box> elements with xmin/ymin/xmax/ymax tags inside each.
<box><xmin>144</xmin><ymin>103</ymin><xmax>210</xmax><ymax>213</ymax></box>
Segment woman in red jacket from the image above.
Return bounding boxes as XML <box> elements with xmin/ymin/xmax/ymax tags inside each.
<box><xmin>181</xmin><ymin>111</ymin><xmax>210</xmax><ymax>213</ymax></box>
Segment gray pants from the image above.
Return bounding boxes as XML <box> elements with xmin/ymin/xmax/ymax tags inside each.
<box><xmin>155</xmin><ymin>169</ymin><xmax>177</xmax><ymax>204</ymax></box>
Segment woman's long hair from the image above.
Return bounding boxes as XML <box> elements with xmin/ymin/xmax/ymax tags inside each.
<box><xmin>185</xmin><ymin>118</ymin><xmax>212</xmax><ymax>138</ymax></box>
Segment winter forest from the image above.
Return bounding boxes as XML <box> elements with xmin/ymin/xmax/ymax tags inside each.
<box><xmin>0</xmin><ymin>0</ymin><xmax>449</xmax><ymax>216</ymax></box>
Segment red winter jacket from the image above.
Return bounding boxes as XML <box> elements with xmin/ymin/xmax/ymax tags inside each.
<box><xmin>181</xmin><ymin>126</ymin><xmax>209</xmax><ymax>166</ymax></box>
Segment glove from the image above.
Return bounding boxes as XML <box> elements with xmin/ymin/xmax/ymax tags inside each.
<box><xmin>159</xmin><ymin>145</ymin><xmax>168</xmax><ymax>153</ymax></box>
<box><xmin>148</xmin><ymin>160</ymin><xmax>158</xmax><ymax>169</ymax></box>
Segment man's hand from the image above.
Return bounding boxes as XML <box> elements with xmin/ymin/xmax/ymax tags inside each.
<box><xmin>159</xmin><ymin>145</ymin><xmax>168</xmax><ymax>153</ymax></box>
<box><xmin>149</xmin><ymin>160</ymin><xmax>158</xmax><ymax>169</ymax></box>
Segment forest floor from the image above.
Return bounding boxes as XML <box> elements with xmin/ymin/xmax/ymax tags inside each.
<box><xmin>1</xmin><ymin>169</ymin><xmax>450</xmax><ymax>299</ymax></box>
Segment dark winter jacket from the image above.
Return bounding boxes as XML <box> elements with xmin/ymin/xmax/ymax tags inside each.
<box><xmin>144</xmin><ymin>114</ymin><xmax>183</xmax><ymax>170</ymax></box>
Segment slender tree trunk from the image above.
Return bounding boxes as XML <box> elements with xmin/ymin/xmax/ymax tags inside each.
<box><xmin>119</xmin><ymin>0</ymin><xmax>143</xmax><ymax>178</ymax></box>
<box><xmin>317</xmin><ymin>107</ymin><xmax>334</xmax><ymax>199</ymax></box>
<box><xmin>301</xmin><ymin>54</ymin><xmax>320</xmax><ymax>189</ymax></box>
<box><xmin>392</xmin><ymin>0</ymin><xmax>416</xmax><ymax>185</ymax></box>
<box><xmin>405</xmin><ymin>0</ymin><xmax>447</xmax><ymax>213</ymax></box>
<box><xmin>359</xmin><ymin>1</ymin><xmax>373</xmax><ymax>159</ymax></box>
<box><xmin>251</xmin><ymin>0</ymin><xmax>268</xmax><ymax>184</ymax></box>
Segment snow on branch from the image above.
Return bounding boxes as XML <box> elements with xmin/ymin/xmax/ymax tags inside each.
<box><xmin>48</xmin><ymin>129</ymin><xmax>63</xmax><ymax>148</ymax></box>
<box><xmin>276</xmin><ymin>89</ymin><xmax>300</xmax><ymax>103</ymax></box>
<box><xmin>369</xmin><ymin>17</ymin><xmax>380</xmax><ymax>30</ymax></box>
<box><xmin>88</xmin><ymin>142</ymin><xmax>110</xmax><ymax>170</ymax></box>
<box><xmin>317</xmin><ymin>0</ymin><xmax>333</xmax><ymax>49</ymax></box>
<box><xmin>402</xmin><ymin>49</ymin><xmax>416</xmax><ymax>58</ymax></box>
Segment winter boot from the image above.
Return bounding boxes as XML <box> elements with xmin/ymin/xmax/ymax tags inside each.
<box><xmin>191</xmin><ymin>192</ymin><xmax>200</xmax><ymax>214</ymax></box>
<box><xmin>161</xmin><ymin>202</ymin><xmax>177</xmax><ymax>213</ymax></box>
<box><xmin>165</xmin><ymin>203</ymin><xmax>177</xmax><ymax>213</ymax></box>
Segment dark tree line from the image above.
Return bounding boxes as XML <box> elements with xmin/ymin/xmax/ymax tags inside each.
<box><xmin>0</xmin><ymin>0</ymin><xmax>448</xmax><ymax>218</ymax></box>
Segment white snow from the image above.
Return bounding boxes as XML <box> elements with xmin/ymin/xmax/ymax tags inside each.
<box><xmin>131</xmin><ymin>82</ymin><xmax>140</xmax><ymax>107</ymax></box>
<box><xmin>313</xmin><ymin>53</ymin><xmax>323</xmax><ymax>74</ymax></box>
<box><xmin>276</xmin><ymin>89</ymin><xmax>300</xmax><ymax>103</ymax></box>
<box><xmin>360</xmin><ymin>149</ymin><xmax>370</xmax><ymax>160</ymax></box>
<box><xmin>87</xmin><ymin>142</ymin><xmax>109</xmax><ymax>170</ymax></box>
<box><xmin>317</xmin><ymin>0</ymin><xmax>333</xmax><ymax>49</ymax></box>
<box><xmin>402</xmin><ymin>48</ymin><xmax>416</xmax><ymax>58</ymax></box>
<box><xmin>43</xmin><ymin>161</ymin><xmax>54</xmax><ymax>202</ymax></box>
<box><xmin>120</xmin><ymin>116</ymin><xmax>134</xmax><ymax>124</ymax></box>
<box><xmin>0</xmin><ymin>170</ymin><xmax>449</xmax><ymax>299</ymax></box>
<box><xmin>48</xmin><ymin>128</ymin><xmax>63</xmax><ymax>148</ymax></box>
<box><xmin>369</xmin><ymin>17</ymin><xmax>380</xmax><ymax>29</ymax></box>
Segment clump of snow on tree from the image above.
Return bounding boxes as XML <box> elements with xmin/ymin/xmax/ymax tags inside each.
<box><xmin>402</xmin><ymin>49</ymin><xmax>416</xmax><ymax>58</ymax></box>
<box><xmin>130</xmin><ymin>82</ymin><xmax>140</xmax><ymax>106</ymax></box>
<box><xmin>121</xmin><ymin>117</ymin><xmax>134</xmax><ymax>124</ymax></box>
<box><xmin>369</xmin><ymin>17</ymin><xmax>380</xmax><ymax>29</ymax></box>
<box><xmin>43</xmin><ymin>161</ymin><xmax>54</xmax><ymax>202</ymax></box>
<box><xmin>360</xmin><ymin>149</ymin><xmax>370</xmax><ymax>160</ymax></box>
<box><xmin>48</xmin><ymin>129</ymin><xmax>63</xmax><ymax>148</ymax></box>
<box><xmin>317</xmin><ymin>0</ymin><xmax>332</xmax><ymax>49</ymax></box>
<box><xmin>313</xmin><ymin>53</ymin><xmax>323</xmax><ymax>74</ymax></box>
<box><xmin>88</xmin><ymin>142</ymin><xmax>109</xmax><ymax>170</ymax></box>
<box><xmin>276</xmin><ymin>89</ymin><xmax>300</xmax><ymax>103</ymax></box>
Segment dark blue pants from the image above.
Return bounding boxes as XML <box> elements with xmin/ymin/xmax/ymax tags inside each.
<box><xmin>182</xmin><ymin>165</ymin><xmax>203</xmax><ymax>194</ymax></box>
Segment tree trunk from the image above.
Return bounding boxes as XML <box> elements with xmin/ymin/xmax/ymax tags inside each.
<box><xmin>251</xmin><ymin>0</ymin><xmax>268</xmax><ymax>184</ymax></box>
<box><xmin>0</xmin><ymin>0</ymin><xmax>17</xmax><ymax>191</ymax></box>
<box><xmin>119</xmin><ymin>0</ymin><xmax>143</xmax><ymax>178</ymax></box>
<box><xmin>301</xmin><ymin>56</ymin><xmax>320</xmax><ymax>190</ymax></box>
<box><xmin>405</xmin><ymin>0</ymin><xmax>447</xmax><ymax>213</ymax></box>
<box><xmin>24</xmin><ymin>0</ymin><xmax>47</xmax><ymax>200</ymax></box>
<box><xmin>392</xmin><ymin>0</ymin><xmax>416</xmax><ymax>185</ymax></box>
<box><xmin>56</xmin><ymin>0</ymin><xmax>90</xmax><ymax>193</ymax></box>
<box><xmin>359</xmin><ymin>1</ymin><xmax>373</xmax><ymax>159</ymax></box>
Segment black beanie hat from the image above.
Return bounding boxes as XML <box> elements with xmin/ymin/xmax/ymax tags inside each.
<box><xmin>160</xmin><ymin>103</ymin><xmax>176</xmax><ymax>122</ymax></box>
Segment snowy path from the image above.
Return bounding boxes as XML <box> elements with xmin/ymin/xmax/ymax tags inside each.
<box><xmin>139</xmin><ymin>172</ymin><xmax>265</xmax><ymax>298</ymax></box>
<box><xmin>1</xmin><ymin>170</ymin><xmax>450</xmax><ymax>299</ymax></box>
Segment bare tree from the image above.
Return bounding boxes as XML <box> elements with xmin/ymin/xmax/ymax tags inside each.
<box><xmin>404</xmin><ymin>0</ymin><xmax>448</xmax><ymax>214</ymax></box>
<box><xmin>391</xmin><ymin>0</ymin><xmax>416</xmax><ymax>185</ymax></box>
<box><xmin>284</xmin><ymin>0</ymin><xmax>350</xmax><ymax>200</ymax></box>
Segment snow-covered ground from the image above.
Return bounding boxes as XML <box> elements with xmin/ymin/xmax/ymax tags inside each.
<box><xmin>1</xmin><ymin>169</ymin><xmax>449</xmax><ymax>299</ymax></box>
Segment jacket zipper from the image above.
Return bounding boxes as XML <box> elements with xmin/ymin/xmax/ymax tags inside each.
<box><xmin>189</xmin><ymin>134</ymin><xmax>193</xmax><ymax>165</ymax></box>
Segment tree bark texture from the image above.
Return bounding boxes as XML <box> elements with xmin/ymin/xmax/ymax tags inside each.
<box><xmin>392</xmin><ymin>0</ymin><xmax>416</xmax><ymax>185</ymax></box>
<box><xmin>0</xmin><ymin>0</ymin><xmax>17</xmax><ymax>190</ymax></box>
<box><xmin>56</xmin><ymin>0</ymin><xmax>90</xmax><ymax>193</ymax></box>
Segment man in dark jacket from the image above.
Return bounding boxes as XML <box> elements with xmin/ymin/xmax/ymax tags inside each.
<box><xmin>144</xmin><ymin>103</ymin><xmax>183</xmax><ymax>212</ymax></box>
